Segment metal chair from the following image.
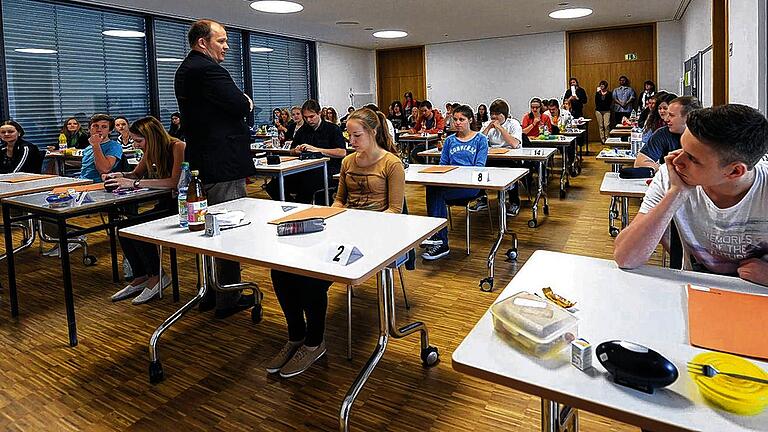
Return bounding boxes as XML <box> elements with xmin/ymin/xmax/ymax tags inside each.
<box><xmin>446</xmin><ymin>191</ymin><xmax>493</xmax><ymax>255</ymax></box>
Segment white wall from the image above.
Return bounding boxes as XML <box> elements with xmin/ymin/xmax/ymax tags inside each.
<box><xmin>681</xmin><ymin>0</ymin><xmax>712</xmax><ymax>60</ymax></box>
<box><xmin>656</xmin><ymin>21</ymin><xmax>683</xmax><ymax>93</ymax></box>
<box><xmin>728</xmin><ymin>0</ymin><xmax>761</xmax><ymax>107</ymax></box>
<box><xmin>425</xmin><ymin>32</ymin><xmax>567</xmax><ymax>121</ymax></box>
<box><xmin>316</xmin><ymin>43</ymin><xmax>375</xmax><ymax>113</ymax></box>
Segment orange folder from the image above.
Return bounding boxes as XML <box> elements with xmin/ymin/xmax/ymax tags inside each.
<box><xmin>0</xmin><ymin>174</ymin><xmax>56</xmax><ymax>183</ymax></box>
<box><xmin>687</xmin><ymin>284</ymin><xmax>768</xmax><ymax>360</ymax></box>
<box><xmin>488</xmin><ymin>148</ymin><xmax>510</xmax><ymax>155</ymax></box>
<box><xmin>419</xmin><ymin>165</ymin><xmax>458</xmax><ymax>174</ymax></box>
<box><xmin>268</xmin><ymin>206</ymin><xmax>346</xmax><ymax>224</ymax></box>
<box><xmin>51</xmin><ymin>183</ymin><xmax>102</xmax><ymax>194</ymax></box>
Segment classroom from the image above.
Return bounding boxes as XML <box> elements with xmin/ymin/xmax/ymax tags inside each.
<box><xmin>0</xmin><ymin>1</ymin><xmax>767</xmax><ymax>431</ymax></box>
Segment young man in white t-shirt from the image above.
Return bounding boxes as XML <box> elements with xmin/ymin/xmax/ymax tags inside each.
<box><xmin>614</xmin><ymin>104</ymin><xmax>768</xmax><ymax>286</ymax></box>
<box><xmin>471</xmin><ymin>99</ymin><xmax>525</xmax><ymax>214</ymax></box>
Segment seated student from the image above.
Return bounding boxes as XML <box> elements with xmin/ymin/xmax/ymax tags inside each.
<box><xmin>79</xmin><ymin>113</ymin><xmax>123</xmax><ymax>182</ymax></box>
<box><xmin>444</xmin><ymin>102</ymin><xmax>455</xmax><ymax>131</ymax></box>
<box><xmin>472</xmin><ymin>99</ymin><xmax>524</xmax><ymax>214</ymax></box>
<box><xmin>284</xmin><ymin>105</ymin><xmax>303</xmax><ymax>141</ymax></box>
<box><xmin>420</xmin><ymin>105</ymin><xmax>489</xmax><ymax>261</ymax></box>
<box><xmin>0</xmin><ymin>120</ymin><xmax>42</xmax><ymax>174</ymax></box>
<box><xmin>339</xmin><ymin>105</ymin><xmax>354</xmax><ymax>124</ymax></box>
<box><xmin>103</xmin><ymin>116</ymin><xmax>185</xmax><ymax>304</ymax></box>
<box><xmin>364</xmin><ymin>104</ymin><xmax>395</xmax><ymax>139</ymax></box>
<box><xmin>388</xmin><ymin>100</ymin><xmax>407</xmax><ymax>130</ymax></box>
<box><xmin>476</xmin><ymin>104</ymin><xmax>489</xmax><ymax>126</ymax></box>
<box><xmin>58</xmin><ymin>116</ymin><xmax>88</xmax><ymax>149</ymax></box>
<box><xmin>168</xmin><ymin>112</ymin><xmax>185</xmax><ymax>141</ymax></box>
<box><xmin>635</xmin><ymin>96</ymin><xmax>701</xmax><ymax>171</ymax></box>
<box><xmin>521</xmin><ymin>98</ymin><xmax>553</xmax><ymax>137</ymax></box>
<box><xmin>265</xmin><ymin>99</ymin><xmax>346</xmax><ymax>203</ymax></box>
<box><xmin>640</xmin><ymin>92</ymin><xmax>676</xmax><ymax>145</ymax></box>
<box><xmin>408</xmin><ymin>100</ymin><xmax>446</xmax><ymax>163</ymax></box>
<box><xmin>266</xmin><ymin>107</ymin><xmax>404</xmax><ymax>378</ymax></box>
<box><xmin>638</xmin><ymin>95</ymin><xmax>656</xmax><ymax>128</ymax></box>
<box><xmin>614</xmin><ymin>104</ymin><xmax>768</xmax><ymax>287</ymax></box>
<box><xmin>115</xmin><ymin>116</ymin><xmax>134</xmax><ymax>151</ymax></box>
<box><xmin>548</xmin><ymin>99</ymin><xmax>573</xmax><ymax>131</ymax></box>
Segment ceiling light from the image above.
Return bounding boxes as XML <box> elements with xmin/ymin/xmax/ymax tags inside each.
<box><xmin>335</xmin><ymin>21</ymin><xmax>359</xmax><ymax>26</ymax></box>
<box><xmin>157</xmin><ymin>57</ymin><xmax>183</xmax><ymax>62</ymax></box>
<box><xmin>102</xmin><ymin>29</ymin><xmax>146</xmax><ymax>38</ymax></box>
<box><xmin>372</xmin><ymin>30</ymin><xmax>408</xmax><ymax>39</ymax></box>
<box><xmin>250</xmin><ymin>47</ymin><xmax>274</xmax><ymax>53</ymax></box>
<box><xmin>363</xmin><ymin>27</ymin><xmax>374</xmax><ymax>31</ymax></box>
<box><xmin>14</xmin><ymin>48</ymin><xmax>57</xmax><ymax>54</ymax></box>
<box><xmin>549</xmin><ymin>8</ymin><xmax>593</xmax><ymax>19</ymax></box>
<box><xmin>250</xmin><ymin>1</ymin><xmax>303</xmax><ymax>14</ymax></box>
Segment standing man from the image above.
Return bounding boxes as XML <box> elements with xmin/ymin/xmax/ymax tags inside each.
<box><xmin>612</xmin><ymin>75</ymin><xmax>636</xmax><ymax>127</ymax></box>
<box><xmin>175</xmin><ymin>19</ymin><xmax>256</xmax><ymax>318</ymax></box>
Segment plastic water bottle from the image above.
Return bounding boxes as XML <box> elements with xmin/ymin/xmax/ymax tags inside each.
<box><xmin>177</xmin><ymin>162</ymin><xmax>191</xmax><ymax>228</ymax></box>
<box><xmin>268</xmin><ymin>125</ymin><xmax>279</xmax><ymax>148</ymax></box>
<box><xmin>630</xmin><ymin>124</ymin><xmax>643</xmax><ymax>157</ymax></box>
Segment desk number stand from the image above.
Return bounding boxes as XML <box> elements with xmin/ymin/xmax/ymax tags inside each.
<box><xmin>147</xmin><ymin>254</ymin><xmax>263</xmax><ymax>383</ymax></box>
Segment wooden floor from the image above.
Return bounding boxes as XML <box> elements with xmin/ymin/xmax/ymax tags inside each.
<box><xmin>0</xmin><ymin>150</ymin><xmax>658</xmax><ymax>431</ymax></box>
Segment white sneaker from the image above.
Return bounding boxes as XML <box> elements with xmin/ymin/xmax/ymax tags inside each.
<box><xmin>43</xmin><ymin>238</ymin><xmax>85</xmax><ymax>258</ymax></box>
<box><xmin>111</xmin><ymin>280</ymin><xmax>149</xmax><ymax>302</ymax></box>
<box><xmin>131</xmin><ymin>274</ymin><xmax>171</xmax><ymax>305</ymax></box>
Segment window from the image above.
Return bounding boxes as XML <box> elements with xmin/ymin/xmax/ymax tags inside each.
<box><xmin>154</xmin><ymin>19</ymin><xmax>244</xmax><ymax>127</ymax></box>
<box><xmin>2</xmin><ymin>0</ymin><xmax>149</xmax><ymax>146</ymax></box>
<box><xmin>250</xmin><ymin>33</ymin><xmax>311</xmax><ymax>126</ymax></box>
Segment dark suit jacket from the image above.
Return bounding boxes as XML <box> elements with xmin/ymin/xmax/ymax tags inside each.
<box><xmin>175</xmin><ymin>50</ymin><xmax>255</xmax><ymax>184</ymax></box>
<box><xmin>563</xmin><ymin>87</ymin><xmax>588</xmax><ymax>118</ymax></box>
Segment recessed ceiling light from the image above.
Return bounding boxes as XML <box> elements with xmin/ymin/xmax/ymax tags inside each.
<box><xmin>102</xmin><ymin>30</ymin><xmax>146</xmax><ymax>38</ymax></box>
<box><xmin>363</xmin><ymin>27</ymin><xmax>374</xmax><ymax>31</ymax></box>
<box><xmin>625</xmin><ymin>14</ymin><xmax>632</xmax><ymax>17</ymax></box>
<box><xmin>250</xmin><ymin>47</ymin><xmax>274</xmax><ymax>53</ymax></box>
<box><xmin>558</xmin><ymin>2</ymin><xmax>569</xmax><ymax>5</ymax></box>
<box><xmin>157</xmin><ymin>57</ymin><xmax>183</xmax><ymax>62</ymax></box>
<box><xmin>335</xmin><ymin>21</ymin><xmax>359</xmax><ymax>26</ymax></box>
<box><xmin>372</xmin><ymin>30</ymin><xmax>408</xmax><ymax>39</ymax></box>
<box><xmin>525</xmin><ymin>24</ymin><xmax>532</xmax><ymax>28</ymax></box>
<box><xmin>14</xmin><ymin>48</ymin><xmax>57</xmax><ymax>54</ymax></box>
<box><xmin>250</xmin><ymin>1</ymin><xmax>303</xmax><ymax>14</ymax></box>
<box><xmin>549</xmin><ymin>8</ymin><xmax>593</xmax><ymax>19</ymax></box>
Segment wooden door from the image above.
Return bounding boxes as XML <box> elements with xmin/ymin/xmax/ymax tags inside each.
<box><xmin>376</xmin><ymin>47</ymin><xmax>426</xmax><ymax>111</ymax></box>
<box><xmin>568</xmin><ymin>25</ymin><xmax>656</xmax><ymax>140</ymax></box>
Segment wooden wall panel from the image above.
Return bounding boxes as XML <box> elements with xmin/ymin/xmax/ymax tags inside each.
<box><xmin>568</xmin><ymin>25</ymin><xmax>656</xmax><ymax>140</ymax></box>
<box><xmin>376</xmin><ymin>47</ymin><xmax>425</xmax><ymax>110</ymax></box>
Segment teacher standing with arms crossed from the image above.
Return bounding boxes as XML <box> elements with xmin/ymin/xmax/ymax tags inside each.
<box><xmin>175</xmin><ymin>19</ymin><xmax>257</xmax><ymax>318</ymax></box>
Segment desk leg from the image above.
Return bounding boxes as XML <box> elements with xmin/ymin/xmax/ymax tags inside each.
<box><xmin>3</xmin><ymin>204</ymin><xmax>19</xmax><ymax>317</ymax></box>
<box><xmin>278</xmin><ymin>173</ymin><xmax>286</xmax><ymax>201</ymax></box>
<box><xmin>57</xmin><ymin>217</ymin><xmax>78</xmax><ymax>347</ymax></box>
<box><xmin>170</xmin><ymin>248</ymin><xmax>179</xmax><ymax>302</ymax></box>
<box><xmin>480</xmin><ymin>190</ymin><xmax>517</xmax><ymax>292</ymax></box>
<box><xmin>108</xmin><ymin>211</ymin><xmax>119</xmax><ymax>282</ymax></box>
<box><xmin>148</xmin><ymin>253</ymin><xmax>209</xmax><ymax>384</ymax></box>
<box><xmin>323</xmin><ymin>162</ymin><xmax>330</xmax><ymax>205</ymax></box>
<box><xmin>559</xmin><ymin>146</ymin><xmax>569</xmax><ymax>199</ymax></box>
<box><xmin>621</xmin><ymin>197</ymin><xmax>630</xmax><ymax>229</ymax></box>
<box><xmin>528</xmin><ymin>161</ymin><xmax>550</xmax><ymax>228</ymax></box>
<box><xmin>339</xmin><ymin>268</ymin><xmax>439</xmax><ymax>432</ymax></box>
<box><xmin>608</xmin><ymin>196</ymin><xmax>619</xmax><ymax>237</ymax></box>
<box><xmin>541</xmin><ymin>398</ymin><xmax>579</xmax><ymax>432</ymax></box>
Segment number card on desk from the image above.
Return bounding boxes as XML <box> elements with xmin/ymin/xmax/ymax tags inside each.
<box><xmin>328</xmin><ymin>243</ymin><xmax>364</xmax><ymax>266</ymax></box>
<box><xmin>472</xmin><ymin>170</ymin><xmax>491</xmax><ymax>185</ymax></box>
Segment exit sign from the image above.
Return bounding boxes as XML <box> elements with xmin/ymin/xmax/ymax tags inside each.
<box><xmin>625</xmin><ymin>53</ymin><xmax>638</xmax><ymax>61</ymax></box>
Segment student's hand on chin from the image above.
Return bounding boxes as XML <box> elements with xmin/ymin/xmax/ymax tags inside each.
<box><xmin>664</xmin><ymin>150</ymin><xmax>693</xmax><ymax>194</ymax></box>
<box><xmin>737</xmin><ymin>258</ymin><xmax>768</xmax><ymax>286</ymax></box>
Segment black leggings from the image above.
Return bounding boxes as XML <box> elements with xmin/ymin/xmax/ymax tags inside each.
<box><xmin>119</xmin><ymin>237</ymin><xmax>159</xmax><ymax>277</ymax></box>
<box><xmin>271</xmin><ymin>270</ymin><xmax>332</xmax><ymax>346</ymax></box>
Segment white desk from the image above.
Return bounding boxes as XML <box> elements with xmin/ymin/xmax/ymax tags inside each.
<box><xmin>605</xmin><ymin>137</ymin><xmax>630</xmax><ymax>147</ymax></box>
<box><xmin>119</xmin><ymin>197</ymin><xmax>446</xmax><ymax>431</ymax></box>
<box><xmin>599</xmin><ymin>172</ymin><xmax>650</xmax><ymax>237</ymax></box>
<box><xmin>0</xmin><ymin>174</ymin><xmax>91</xmax><ymax>198</ymax></box>
<box><xmin>252</xmin><ymin>157</ymin><xmax>330</xmax><ymax>204</ymax></box>
<box><xmin>528</xmin><ymin>135</ymin><xmax>579</xmax><ymax>199</ymax></box>
<box><xmin>397</xmin><ymin>133</ymin><xmax>441</xmax><ymax>161</ymax></box>
<box><xmin>597</xmin><ymin>149</ymin><xmax>636</xmax><ymax>172</ymax></box>
<box><xmin>453</xmin><ymin>250</ymin><xmax>768</xmax><ymax>432</ymax></box>
<box><xmin>417</xmin><ymin>148</ymin><xmax>555</xmax><ymax>228</ymax></box>
<box><xmin>405</xmin><ymin>164</ymin><xmax>528</xmax><ymax>291</ymax></box>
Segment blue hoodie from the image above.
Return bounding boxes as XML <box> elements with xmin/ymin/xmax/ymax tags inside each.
<box><xmin>439</xmin><ymin>133</ymin><xmax>488</xmax><ymax>167</ymax></box>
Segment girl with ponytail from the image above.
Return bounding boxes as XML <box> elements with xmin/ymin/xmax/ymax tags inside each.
<box><xmin>264</xmin><ymin>107</ymin><xmax>406</xmax><ymax>379</ymax></box>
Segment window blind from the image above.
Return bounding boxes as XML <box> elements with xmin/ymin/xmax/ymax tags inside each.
<box><xmin>2</xmin><ymin>0</ymin><xmax>149</xmax><ymax>147</ymax></box>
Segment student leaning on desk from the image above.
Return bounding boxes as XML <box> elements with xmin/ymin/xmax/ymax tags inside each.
<box><xmin>265</xmin><ymin>107</ymin><xmax>405</xmax><ymax>379</ymax></box>
<box><xmin>102</xmin><ymin>116</ymin><xmax>186</xmax><ymax>304</ymax></box>
<box><xmin>614</xmin><ymin>104</ymin><xmax>768</xmax><ymax>286</ymax></box>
